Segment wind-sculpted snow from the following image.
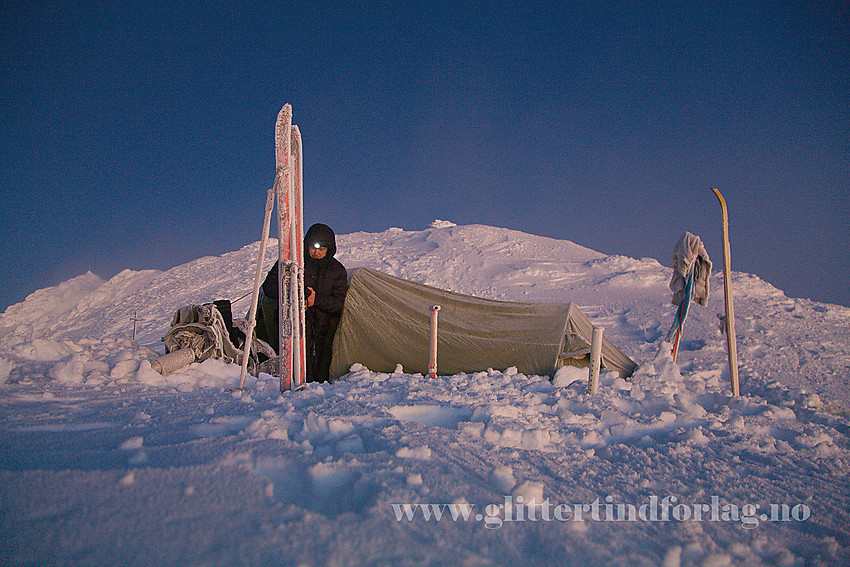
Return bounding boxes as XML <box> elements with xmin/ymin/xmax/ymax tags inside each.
<box><xmin>0</xmin><ymin>223</ymin><xmax>848</xmax><ymax>566</ymax></box>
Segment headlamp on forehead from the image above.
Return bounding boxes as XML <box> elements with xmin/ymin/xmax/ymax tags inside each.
<box><xmin>312</xmin><ymin>242</ymin><xmax>323</xmax><ymax>249</ymax></box>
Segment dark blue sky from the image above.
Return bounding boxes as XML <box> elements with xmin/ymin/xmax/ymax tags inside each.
<box><xmin>2</xmin><ymin>1</ymin><xmax>848</xmax><ymax>310</ymax></box>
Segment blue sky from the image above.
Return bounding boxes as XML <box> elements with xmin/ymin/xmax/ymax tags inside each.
<box><xmin>1</xmin><ymin>1</ymin><xmax>848</xmax><ymax>310</ymax></box>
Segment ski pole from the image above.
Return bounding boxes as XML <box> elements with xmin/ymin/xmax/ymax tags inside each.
<box><xmin>237</xmin><ymin>175</ymin><xmax>280</xmax><ymax>390</ymax></box>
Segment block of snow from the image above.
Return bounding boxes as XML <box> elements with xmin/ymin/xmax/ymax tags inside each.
<box><xmin>396</xmin><ymin>446</ymin><xmax>432</xmax><ymax>460</ymax></box>
<box><xmin>12</xmin><ymin>339</ymin><xmax>83</xmax><ymax>362</ymax></box>
<box><xmin>110</xmin><ymin>359</ymin><xmax>139</xmax><ymax>379</ymax></box>
<box><xmin>119</xmin><ymin>436</ymin><xmax>144</xmax><ymax>450</ymax></box>
<box><xmin>553</xmin><ymin>366</ymin><xmax>585</xmax><ymax>388</ymax></box>
<box><xmin>49</xmin><ymin>353</ymin><xmax>87</xmax><ymax>384</ymax></box>
<box><xmin>488</xmin><ymin>465</ymin><xmax>516</xmax><ymax>493</ymax></box>
<box><xmin>430</xmin><ymin>219</ymin><xmax>457</xmax><ymax>228</ymax></box>
<box><xmin>511</xmin><ymin>480</ymin><xmax>544</xmax><ymax>507</ymax></box>
<box><xmin>521</xmin><ymin>429</ymin><xmax>550</xmax><ymax>450</ymax></box>
<box><xmin>135</xmin><ymin>360</ymin><xmax>164</xmax><ymax>386</ymax></box>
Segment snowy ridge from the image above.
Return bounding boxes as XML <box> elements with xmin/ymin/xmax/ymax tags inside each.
<box><xmin>1</xmin><ymin>223</ymin><xmax>848</xmax><ymax>566</ymax></box>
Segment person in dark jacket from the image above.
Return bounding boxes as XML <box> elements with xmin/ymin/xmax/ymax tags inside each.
<box><xmin>257</xmin><ymin>223</ymin><xmax>347</xmax><ymax>382</ymax></box>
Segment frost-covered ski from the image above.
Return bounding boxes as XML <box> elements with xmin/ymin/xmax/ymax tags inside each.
<box><xmin>276</xmin><ymin>104</ymin><xmax>307</xmax><ymax>392</ymax></box>
<box><xmin>237</xmin><ymin>105</ymin><xmax>306</xmax><ymax>391</ymax></box>
<box><xmin>290</xmin><ymin>123</ymin><xmax>307</xmax><ymax>390</ymax></box>
<box><xmin>711</xmin><ymin>188</ymin><xmax>739</xmax><ymax>396</ymax></box>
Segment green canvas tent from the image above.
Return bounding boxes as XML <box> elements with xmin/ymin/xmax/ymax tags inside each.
<box><xmin>330</xmin><ymin>268</ymin><xmax>637</xmax><ymax>380</ymax></box>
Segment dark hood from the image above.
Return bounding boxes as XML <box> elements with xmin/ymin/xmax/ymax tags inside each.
<box><xmin>304</xmin><ymin>223</ymin><xmax>337</xmax><ymax>258</ymax></box>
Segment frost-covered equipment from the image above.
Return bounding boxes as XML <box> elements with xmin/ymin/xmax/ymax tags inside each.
<box><xmin>664</xmin><ymin>232</ymin><xmax>712</xmax><ymax>361</ymax></box>
<box><xmin>151</xmin><ymin>348</ymin><xmax>195</xmax><ymax>374</ymax></box>
<box><xmin>237</xmin><ymin>104</ymin><xmax>307</xmax><ymax>392</ymax></box>
<box><xmin>160</xmin><ymin>302</ymin><xmax>273</xmax><ymax>376</ymax></box>
<box><xmin>428</xmin><ymin>305</ymin><xmax>440</xmax><ymax>379</ymax></box>
<box><xmin>711</xmin><ymin>188</ymin><xmax>740</xmax><ymax>396</ymax></box>
<box><xmin>276</xmin><ymin>110</ymin><xmax>307</xmax><ymax>392</ymax></box>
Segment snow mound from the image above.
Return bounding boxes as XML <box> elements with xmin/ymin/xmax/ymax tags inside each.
<box><xmin>1</xmin><ymin>223</ymin><xmax>848</xmax><ymax>565</ymax></box>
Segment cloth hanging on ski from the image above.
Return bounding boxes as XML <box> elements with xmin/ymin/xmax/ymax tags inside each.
<box><xmin>669</xmin><ymin>232</ymin><xmax>712</xmax><ymax>306</ymax></box>
<box><xmin>163</xmin><ymin>303</ymin><xmax>275</xmax><ymax>366</ymax></box>
<box><xmin>665</xmin><ymin>269</ymin><xmax>695</xmax><ymax>344</ymax></box>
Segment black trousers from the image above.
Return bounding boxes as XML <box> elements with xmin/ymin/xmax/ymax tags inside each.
<box><xmin>257</xmin><ymin>291</ymin><xmax>334</xmax><ymax>382</ymax></box>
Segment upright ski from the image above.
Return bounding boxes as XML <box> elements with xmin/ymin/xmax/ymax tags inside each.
<box><xmin>237</xmin><ymin>104</ymin><xmax>306</xmax><ymax>392</ymax></box>
<box><xmin>275</xmin><ymin>104</ymin><xmax>307</xmax><ymax>392</ymax></box>
<box><xmin>711</xmin><ymin>188</ymin><xmax>739</xmax><ymax>396</ymax></box>
<box><xmin>291</xmin><ymin>125</ymin><xmax>307</xmax><ymax>388</ymax></box>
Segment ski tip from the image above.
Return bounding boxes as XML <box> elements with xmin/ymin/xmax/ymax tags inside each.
<box><xmin>277</xmin><ymin>104</ymin><xmax>293</xmax><ymax>120</ymax></box>
<box><xmin>710</xmin><ymin>187</ymin><xmax>725</xmax><ymax>202</ymax></box>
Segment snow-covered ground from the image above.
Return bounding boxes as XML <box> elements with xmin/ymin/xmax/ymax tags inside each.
<box><xmin>1</xmin><ymin>222</ymin><xmax>848</xmax><ymax>566</ymax></box>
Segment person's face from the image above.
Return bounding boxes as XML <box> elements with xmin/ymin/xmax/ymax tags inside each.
<box><xmin>309</xmin><ymin>244</ymin><xmax>328</xmax><ymax>259</ymax></box>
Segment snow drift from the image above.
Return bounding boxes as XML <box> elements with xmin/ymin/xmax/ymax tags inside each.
<box><xmin>1</xmin><ymin>222</ymin><xmax>848</xmax><ymax>566</ymax></box>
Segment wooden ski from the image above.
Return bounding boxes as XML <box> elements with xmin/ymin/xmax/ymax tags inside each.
<box><xmin>276</xmin><ymin>105</ymin><xmax>295</xmax><ymax>392</ymax></box>
<box><xmin>290</xmin><ymin>124</ymin><xmax>307</xmax><ymax>390</ymax></box>
<box><xmin>711</xmin><ymin>188</ymin><xmax>740</xmax><ymax>396</ymax></box>
<box><xmin>235</xmin><ymin>105</ymin><xmax>305</xmax><ymax>392</ymax></box>
<box><xmin>276</xmin><ymin>105</ymin><xmax>307</xmax><ymax>392</ymax></box>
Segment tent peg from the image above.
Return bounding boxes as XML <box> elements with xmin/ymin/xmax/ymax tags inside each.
<box><xmin>588</xmin><ymin>326</ymin><xmax>604</xmax><ymax>394</ymax></box>
<box><xmin>428</xmin><ymin>305</ymin><xmax>441</xmax><ymax>379</ymax></box>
